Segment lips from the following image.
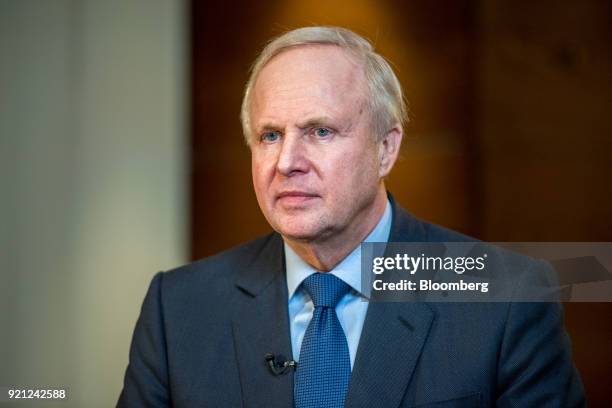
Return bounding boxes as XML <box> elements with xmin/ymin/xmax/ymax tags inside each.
<box><xmin>276</xmin><ymin>191</ymin><xmax>319</xmax><ymax>205</ymax></box>
<box><xmin>277</xmin><ymin>191</ymin><xmax>319</xmax><ymax>199</ymax></box>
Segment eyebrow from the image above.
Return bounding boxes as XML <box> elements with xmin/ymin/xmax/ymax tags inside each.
<box><xmin>296</xmin><ymin>116</ymin><xmax>335</xmax><ymax>129</ymax></box>
<box><xmin>255</xmin><ymin>117</ymin><xmax>336</xmax><ymax>134</ymax></box>
<box><xmin>256</xmin><ymin>123</ymin><xmax>282</xmax><ymax>133</ymax></box>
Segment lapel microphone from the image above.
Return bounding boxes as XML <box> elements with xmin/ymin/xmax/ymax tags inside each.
<box><xmin>265</xmin><ymin>353</ymin><xmax>297</xmax><ymax>375</ymax></box>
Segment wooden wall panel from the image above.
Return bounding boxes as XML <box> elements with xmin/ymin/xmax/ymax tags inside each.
<box><xmin>478</xmin><ymin>0</ymin><xmax>612</xmax><ymax>241</ymax></box>
<box><xmin>477</xmin><ymin>1</ymin><xmax>612</xmax><ymax>404</ymax></box>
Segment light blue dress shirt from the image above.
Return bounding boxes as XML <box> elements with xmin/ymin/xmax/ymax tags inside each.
<box><xmin>285</xmin><ymin>199</ymin><xmax>392</xmax><ymax>369</ymax></box>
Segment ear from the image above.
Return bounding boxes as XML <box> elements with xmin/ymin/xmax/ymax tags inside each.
<box><xmin>378</xmin><ymin>124</ymin><xmax>403</xmax><ymax>178</ymax></box>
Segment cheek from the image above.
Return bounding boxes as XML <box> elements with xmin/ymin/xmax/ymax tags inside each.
<box><xmin>342</xmin><ymin>143</ymin><xmax>378</xmax><ymax>177</ymax></box>
<box><xmin>350</xmin><ymin>154</ymin><xmax>380</xmax><ymax>198</ymax></box>
<box><xmin>324</xmin><ymin>147</ymin><xmax>377</xmax><ymax>198</ymax></box>
<box><xmin>251</xmin><ymin>156</ymin><xmax>263</xmax><ymax>192</ymax></box>
<box><xmin>252</xmin><ymin>154</ymin><xmax>274</xmax><ymax>197</ymax></box>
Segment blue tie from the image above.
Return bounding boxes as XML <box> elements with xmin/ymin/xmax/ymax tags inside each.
<box><xmin>294</xmin><ymin>273</ymin><xmax>351</xmax><ymax>408</ymax></box>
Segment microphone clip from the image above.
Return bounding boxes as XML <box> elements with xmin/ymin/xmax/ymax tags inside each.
<box><xmin>265</xmin><ymin>353</ymin><xmax>297</xmax><ymax>376</ymax></box>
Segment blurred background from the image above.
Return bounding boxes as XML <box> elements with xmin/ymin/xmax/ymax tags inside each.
<box><xmin>1</xmin><ymin>0</ymin><xmax>611</xmax><ymax>406</ymax></box>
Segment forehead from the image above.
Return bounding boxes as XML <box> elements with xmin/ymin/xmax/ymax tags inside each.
<box><xmin>250</xmin><ymin>45</ymin><xmax>367</xmax><ymax>124</ymax></box>
<box><xmin>256</xmin><ymin>44</ymin><xmax>364</xmax><ymax>87</ymax></box>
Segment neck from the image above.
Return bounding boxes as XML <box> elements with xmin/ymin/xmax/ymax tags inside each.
<box><xmin>284</xmin><ymin>187</ymin><xmax>388</xmax><ymax>271</ymax></box>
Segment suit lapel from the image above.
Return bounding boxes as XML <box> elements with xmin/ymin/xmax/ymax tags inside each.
<box><xmin>231</xmin><ymin>234</ymin><xmax>294</xmax><ymax>408</ymax></box>
<box><xmin>345</xmin><ymin>301</ymin><xmax>434</xmax><ymax>408</ymax></box>
<box><xmin>345</xmin><ymin>195</ymin><xmax>436</xmax><ymax>408</ymax></box>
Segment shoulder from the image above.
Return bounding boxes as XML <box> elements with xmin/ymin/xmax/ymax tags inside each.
<box><xmin>155</xmin><ymin>232</ymin><xmax>279</xmax><ymax>300</ymax></box>
<box><xmin>392</xmin><ymin>200</ymin><xmax>540</xmax><ymax>273</ymax></box>
<box><xmin>421</xmin><ymin>220</ymin><xmax>475</xmax><ymax>242</ymax></box>
<box><xmin>389</xmin><ymin>195</ymin><xmax>476</xmax><ymax>243</ymax></box>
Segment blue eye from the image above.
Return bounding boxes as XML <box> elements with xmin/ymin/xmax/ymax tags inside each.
<box><xmin>261</xmin><ymin>131</ymin><xmax>281</xmax><ymax>142</ymax></box>
<box><xmin>314</xmin><ymin>128</ymin><xmax>331</xmax><ymax>137</ymax></box>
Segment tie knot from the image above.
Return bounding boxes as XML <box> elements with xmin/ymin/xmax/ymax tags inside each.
<box><xmin>302</xmin><ymin>273</ymin><xmax>351</xmax><ymax>308</ymax></box>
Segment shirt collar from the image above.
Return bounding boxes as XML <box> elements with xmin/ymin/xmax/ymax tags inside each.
<box><xmin>285</xmin><ymin>199</ymin><xmax>393</xmax><ymax>299</ymax></box>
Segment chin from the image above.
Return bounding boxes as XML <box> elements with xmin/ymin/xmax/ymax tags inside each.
<box><xmin>274</xmin><ymin>218</ymin><xmax>327</xmax><ymax>242</ymax></box>
<box><xmin>267</xmin><ymin>208</ymin><xmax>333</xmax><ymax>241</ymax></box>
<box><xmin>277</xmin><ymin>227</ymin><xmax>321</xmax><ymax>242</ymax></box>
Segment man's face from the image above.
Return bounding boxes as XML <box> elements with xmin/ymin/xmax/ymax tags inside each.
<box><xmin>249</xmin><ymin>45</ymin><xmax>383</xmax><ymax>243</ymax></box>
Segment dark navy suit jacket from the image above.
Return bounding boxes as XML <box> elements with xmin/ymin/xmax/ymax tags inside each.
<box><xmin>118</xmin><ymin>198</ymin><xmax>585</xmax><ymax>407</ymax></box>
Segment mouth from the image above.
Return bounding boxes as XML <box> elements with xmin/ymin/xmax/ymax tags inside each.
<box><xmin>276</xmin><ymin>191</ymin><xmax>320</xmax><ymax>206</ymax></box>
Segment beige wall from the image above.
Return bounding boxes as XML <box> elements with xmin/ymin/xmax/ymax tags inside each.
<box><xmin>0</xmin><ymin>1</ymin><xmax>187</xmax><ymax>406</ymax></box>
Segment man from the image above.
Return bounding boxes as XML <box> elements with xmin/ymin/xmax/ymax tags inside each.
<box><xmin>118</xmin><ymin>26</ymin><xmax>584</xmax><ymax>407</ymax></box>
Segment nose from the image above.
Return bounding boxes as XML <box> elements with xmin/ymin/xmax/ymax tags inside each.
<box><xmin>276</xmin><ymin>132</ymin><xmax>309</xmax><ymax>176</ymax></box>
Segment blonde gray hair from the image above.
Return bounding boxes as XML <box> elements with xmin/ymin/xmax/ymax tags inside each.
<box><xmin>240</xmin><ymin>26</ymin><xmax>408</xmax><ymax>144</ymax></box>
